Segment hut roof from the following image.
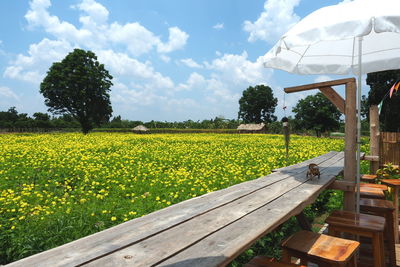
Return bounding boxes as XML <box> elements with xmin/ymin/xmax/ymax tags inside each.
<box><xmin>132</xmin><ymin>125</ymin><xmax>149</xmax><ymax>131</ymax></box>
<box><xmin>237</xmin><ymin>123</ymin><xmax>265</xmax><ymax>131</ymax></box>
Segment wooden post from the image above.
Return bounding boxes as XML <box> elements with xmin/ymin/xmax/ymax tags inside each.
<box><xmin>370</xmin><ymin>105</ymin><xmax>380</xmax><ymax>174</ymax></box>
<box><xmin>343</xmin><ymin>81</ymin><xmax>357</xmax><ymax>212</ymax></box>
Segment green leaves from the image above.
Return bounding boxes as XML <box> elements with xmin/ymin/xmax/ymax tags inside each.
<box><xmin>40</xmin><ymin>49</ymin><xmax>113</xmax><ymax>134</ymax></box>
<box><xmin>238</xmin><ymin>85</ymin><xmax>278</xmax><ymax>123</ymax></box>
<box><xmin>292</xmin><ymin>93</ymin><xmax>341</xmax><ymax>137</ymax></box>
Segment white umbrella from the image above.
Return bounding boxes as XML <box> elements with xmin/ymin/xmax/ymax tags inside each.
<box><xmin>263</xmin><ymin>0</ymin><xmax>400</xmax><ymax>212</ymax></box>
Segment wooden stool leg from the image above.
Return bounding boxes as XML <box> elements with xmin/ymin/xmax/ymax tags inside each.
<box><xmin>386</xmin><ymin>211</ymin><xmax>396</xmax><ymax>267</ymax></box>
<box><xmin>372</xmin><ymin>233</ymin><xmax>385</xmax><ymax>267</ymax></box>
<box><xmin>348</xmin><ymin>254</ymin><xmax>357</xmax><ymax>267</ymax></box>
<box><xmin>281</xmin><ymin>248</ymin><xmax>291</xmax><ymax>264</ymax></box>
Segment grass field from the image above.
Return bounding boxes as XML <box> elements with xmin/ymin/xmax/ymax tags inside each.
<box><xmin>0</xmin><ymin>133</ymin><xmax>352</xmax><ymax>264</ymax></box>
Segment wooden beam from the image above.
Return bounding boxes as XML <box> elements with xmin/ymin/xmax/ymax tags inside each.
<box><xmin>295</xmin><ymin>212</ymin><xmax>312</xmax><ymax>231</ymax></box>
<box><xmin>370</xmin><ymin>105</ymin><xmax>380</xmax><ymax>174</ymax></box>
<box><xmin>328</xmin><ymin>180</ymin><xmax>356</xmax><ymax>192</ymax></box>
<box><xmin>362</xmin><ymin>155</ymin><xmax>379</xmax><ymax>162</ymax></box>
<box><xmin>343</xmin><ymin>80</ymin><xmax>357</xmax><ymax>212</ymax></box>
<box><xmin>284</xmin><ymin>78</ymin><xmax>356</xmax><ymax>93</ymax></box>
<box><xmin>319</xmin><ymin>86</ymin><xmax>346</xmax><ymax>114</ymax></box>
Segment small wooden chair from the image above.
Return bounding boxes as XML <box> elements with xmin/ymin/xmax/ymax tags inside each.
<box><xmin>361</xmin><ymin>174</ymin><xmax>377</xmax><ymax>183</ymax></box>
<box><xmin>245</xmin><ymin>256</ymin><xmax>306</xmax><ymax>267</ymax></box>
<box><xmin>360</xmin><ymin>183</ymin><xmax>388</xmax><ymax>191</ymax></box>
<box><xmin>360</xmin><ymin>186</ymin><xmax>386</xmax><ymax>199</ymax></box>
<box><xmin>360</xmin><ymin>198</ymin><xmax>396</xmax><ymax>267</ymax></box>
<box><xmin>280</xmin><ymin>230</ymin><xmax>359</xmax><ymax>266</ymax></box>
<box><xmin>326</xmin><ymin>210</ymin><xmax>386</xmax><ymax>267</ymax></box>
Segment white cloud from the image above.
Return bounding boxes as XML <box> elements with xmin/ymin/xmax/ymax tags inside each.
<box><xmin>0</xmin><ymin>86</ymin><xmax>19</xmax><ymax>100</ymax></box>
<box><xmin>157</xmin><ymin>27</ymin><xmax>189</xmax><ymax>53</ymax></box>
<box><xmin>73</xmin><ymin>0</ymin><xmax>109</xmax><ymax>25</ymax></box>
<box><xmin>4</xmin><ymin>38</ymin><xmax>72</xmax><ymax>84</ymax></box>
<box><xmin>25</xmin><ymin>0</ymin><xmax>189</xmax><ymax>57</ymax></box>
<box><xmin>243</xmin><ymin>0</ymin><xmax>300</xmax><ymax>43</ymax></box>
<box><xmin>97</xmin><ymin>49</ymin><xmax>174</xmax><ymax>91</ymax></box>
<box><xmin>213</xmin><ymin>23</ymin><xmax>224</xmax><ymax>30</ymax></box>
<box><xmin>205</xmin><ymin>51</ymin><xmax>273</xmax><ymax>86</ymax></box>
<box><xmin>109</xmin><ymin>22</ymin><xmax>159</xmax><ymax>56</ymax></box>
<box><xmin>180</xmin><ymin>58</ymin><xmax>203</xmax><ymax>68</ymax></box>
<box><xmin>160</xmin><ymin>55</ymin><xmax>171</xmax><ymax>63</ymax></box>
<box><xmin>176</xmin><ymin>72</ymin><xmax>206</xmax><ymax>91</ymax></box>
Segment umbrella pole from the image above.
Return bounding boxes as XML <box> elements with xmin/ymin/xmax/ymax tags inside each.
<box><xmin>356</xmin><ymin>37</ymin><xmax>362</xmax><ymax>213</ymax></box>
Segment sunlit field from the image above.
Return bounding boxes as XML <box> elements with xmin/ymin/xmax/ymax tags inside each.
<box><xmin>0</xmin><ymin>133</ymin><xmax>346</xmax><ymax>263</ymax></box>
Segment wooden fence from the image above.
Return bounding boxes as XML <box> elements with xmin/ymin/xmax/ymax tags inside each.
<box><xmin>380</xmin><ymin>132</ymin><xmax>400</xmax><ymax>166</ymax></box>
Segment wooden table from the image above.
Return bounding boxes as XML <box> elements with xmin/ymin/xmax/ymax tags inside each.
<box><xmin>381</xmin><ymin>179</ymin><xmax>400</xmax><ymax>243</ymax></box>
<box><xmin>7</xmin><ymin>152</ymin><xmax>345</xmax><ymax>267</ymax></box>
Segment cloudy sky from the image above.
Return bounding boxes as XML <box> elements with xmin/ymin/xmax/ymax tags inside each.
<box><xmin>0</xmin><ymin>0</ymin><xmax>362</xmax><ymax>121</ymax></box>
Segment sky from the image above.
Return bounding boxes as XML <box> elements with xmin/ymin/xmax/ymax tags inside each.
<box><xmin>0</xmin><ymin>0</ymin><xmax>366</xmax><ymax>122</ymax></box>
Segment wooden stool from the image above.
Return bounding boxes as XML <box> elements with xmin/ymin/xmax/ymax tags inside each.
<box><xmin>360</xmin><ymin>183</ymin><xmax>388</xmax><ymax>191</ymax></box>
<box><xmin>360</xmin><ymin>186</ymin><xmax>386</xmax><ymax>199</ymax></box>
<box><xmin>326</xmin><ymin>210</ymin><xmax>386</xmax><ymax>267</ymax></box>
<box><xmin>245</xmin><ymin>256</ymin><xmax>306</xmax><ymax>267</ymax></box>
<box><xmin>360</xmin><ymin>198</ymin><xmax>396</xmax><ymax>267</ymax></box>
<box><xmin>280</xmin><ymin>230</ymin><xmax>359</xmax><ymax>266</ymax></box>
<box><xmin>361</xmin><ymin>174</ymin><xmax>377</xmax><ymax>183</ymax></box>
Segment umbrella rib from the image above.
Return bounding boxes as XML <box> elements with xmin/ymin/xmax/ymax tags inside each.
<box><xmin>295</xmin><ymin>45</ymin><xmax>311</xmax><ymax>69</ymax></box>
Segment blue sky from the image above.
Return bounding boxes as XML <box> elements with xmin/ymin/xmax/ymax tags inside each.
<box><xmin>0</xmin><ymin>0</ymin><xmax>362</xmax><ymax>121</ymax></box>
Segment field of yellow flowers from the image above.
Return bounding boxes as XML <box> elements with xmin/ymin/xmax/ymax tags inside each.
<box><xmin>0</xmin><ymin>132</ymin><xmax>346</xmax><ymax>263</ymax></box>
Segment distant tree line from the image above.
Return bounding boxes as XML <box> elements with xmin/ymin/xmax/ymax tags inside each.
<box><xmin>0</xmin><ymin>107</ymin><xmax>241</xmax><ymax>131</ymax></box>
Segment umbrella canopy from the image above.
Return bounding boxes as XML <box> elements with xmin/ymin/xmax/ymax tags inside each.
<box><xmin>263</xmin><ymin>0</ymin><xmax>400</xmax><ymax>213</ymax></box>
<box><xmin>263</xmin><ymin>0</ymin><xmax>400</xmax><ymax>75</ymax></box>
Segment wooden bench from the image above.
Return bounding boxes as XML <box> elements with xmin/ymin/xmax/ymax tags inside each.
<box><xmin>6</xmin><ymin>152</ymin><xmax>345</xmax><ymax>267</ymax></box>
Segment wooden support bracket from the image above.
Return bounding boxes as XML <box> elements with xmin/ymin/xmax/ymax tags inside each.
<box><xmin>328</xmin><ymin>180</ymin><xmax>356</xmax><ymax>192</ymax></box>
<box><xmin>295</xmin><ymin>212</ymin><xmax>312</xmax><ymax>231</ymax></box>
<box><xmin>362</xmin><ymin>155</ymin><xmax>379</xmax><ymax>162</ymax></box>
<box><xmin>319</xmin><ymin>86</ymin><xmax>346</xmax><ymax>114</ymax></box>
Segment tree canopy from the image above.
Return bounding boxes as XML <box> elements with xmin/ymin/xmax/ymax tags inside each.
<box><xmin>40</xmin><ymin>49</ymin><xmax>113</xmax><ymax>134</ymax></box>
<box><xmin>238</xmin><ymin>85</ymin><xmax>278</xmax><ymax>123</ymax></box>
<box><xmin>292</xmin><ymin>92</ymin><xmax>341</xmax><ymax>137</ymax></box>
<box><xmin>366</xmin><ymin>69</ymin><xmax>400</xmax><ymax>132</ymax></box>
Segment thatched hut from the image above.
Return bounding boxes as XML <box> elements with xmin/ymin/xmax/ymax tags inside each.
<box><xmin>237</xmin><ymin>123</ymin><xmax>266</xmax><ymax>134</ymax></box>
<box><xmin>132</xmin><ymin>125</ymin><xmax>149</xmax><ymax>134</ymax></box>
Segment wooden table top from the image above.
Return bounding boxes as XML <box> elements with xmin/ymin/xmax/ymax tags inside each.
<box><xmin>7</xmin><ymin>151</ymin><xmax>345</xmax><ymax>267</ymax></box>
<box><xmin>381</xmin><ymin>179</ymin><xmax>400</xmax><ymax>187</ymax></box>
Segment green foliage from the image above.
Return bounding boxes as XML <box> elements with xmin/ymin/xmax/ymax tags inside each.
<box><xmin>238</xmin><ymin>85</ymin><xmax>278</xmax><ymax>123</ymax></box>
<box><xmin>40</xmin><ymin>49</ymin><xmax>113</xmax><ymax>134</ymax></box>
<box><xmin>376</xmin><ymin>163</ymin><xmax>400</xmax><ymax>180</ymax></box>
<box><xmin>292</xmin><ymin>93</ymin><xmax>341</xmax><ymax>137</ymax></box>
<box><xmin>366</xmin><ymin>69</ymin><xmax>400</xmax><ymax>131</ymax></box>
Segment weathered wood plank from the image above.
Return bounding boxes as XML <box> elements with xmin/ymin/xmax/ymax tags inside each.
<box><xmin>272</xmin><ymin>151</ymin><xmax>337</xmax><ymax>173</ymax></box>
<box><xmin>82</xmin><ymin>153</ymin><xmax>344</xmax><ymax>267</ymax></box>
<box><xmin>284</xmin><ymin>78</ymin><xmax>355</xmax><ymax>93</ymax></box>
<box><xmin>158</xmin><ymin>157</ymin><xmax>344</xmax><ymax>267</ymax></box>
<box><xmin>6</xmin><ymin>152</ymin><xmax>343</xmax><ymax>267</ymax></box>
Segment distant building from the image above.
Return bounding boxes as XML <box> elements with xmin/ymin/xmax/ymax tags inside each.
<box><xmin>237</xmin><ymin>123</ymin><xmax>266</xmax><ymax>133</ymax></box>
<box><xmin>132</xmin><ymin>125</ymin><xmax>149</xmax><ymax>134</ymax></box>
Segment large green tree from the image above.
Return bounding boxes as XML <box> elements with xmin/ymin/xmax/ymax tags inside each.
<box><xmin>238</xmin><ymin>85</ymin><xmax>278</xmax><ymax>123</ymax></box>
<box><xmin>40</xmin><ymin>49</ymin><xmax>113</xmax><ymax>134</ymax></box>
<box><xmin>366</xmin><ymin>69</ymin><xmax>400</xmax><ymax>132</ymax></box>
<box><xmin>292</xmin><ymin>92</ymin><xmax>341</xmax><ymax>137</ymax></box>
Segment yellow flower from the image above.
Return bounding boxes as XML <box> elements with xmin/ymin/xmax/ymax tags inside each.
<box><xmin>111</xmin><ymin>216</ymin><xmax>117</xmax><ymax>221</ymax></box>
